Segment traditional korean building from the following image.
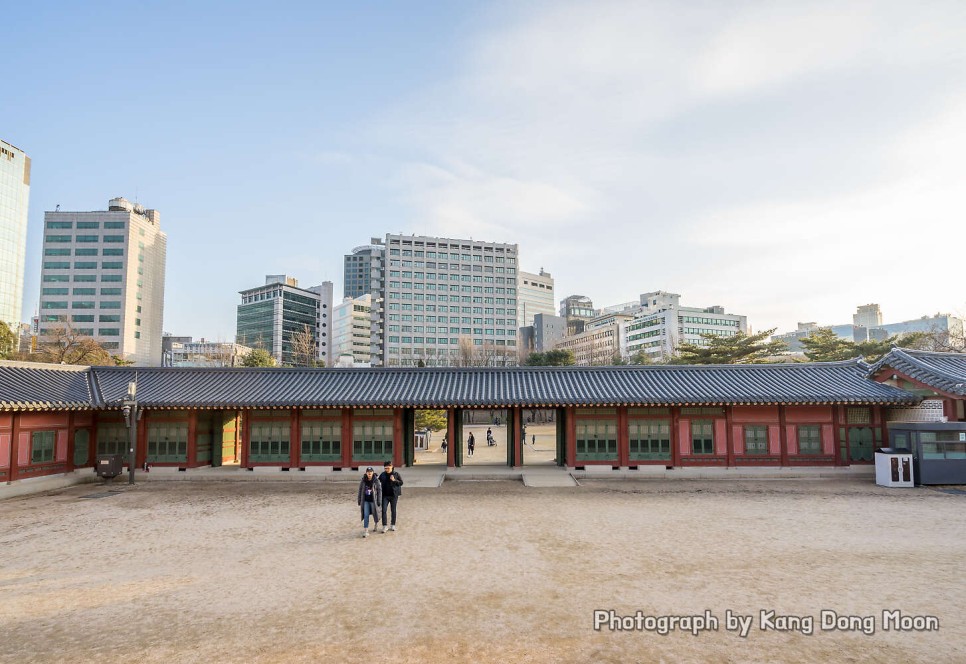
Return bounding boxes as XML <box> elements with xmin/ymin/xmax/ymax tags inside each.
<box><xmin>8</xmin><ymin>353</ymin><xmax>963</xmax><ymax>487</ymax></box>
<box><xmin>869</xmin><ymin>349</ymin><xmax>966</xmax><ymax>422</ymax></box>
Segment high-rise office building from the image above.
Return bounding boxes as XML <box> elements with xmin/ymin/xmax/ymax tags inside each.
<box><xmin>236</xmin><ymin>275</ymin><xmax>333</xmax><ymax>366</ymax></box>
<box><xmin>517</xmin><ymin>269</ymin><xmax>555</xmax><ymax>329</ymax></box>
<box><xmin>0</xmin><ymin>140</ymin><xmax>31</xmax><ymax>327</ymax></box>
<box><xmin>370</xmin><ymin>234</ymin><xmax>519</xmax><ymax>366</ymax></box>
<box><xmin>332</xmin><ymin>294</ymin><xmax>372</xmax><ymax>365</ymax></box>
<box><xmin>38</xmin><ymin>197</ymin><xmax>166</xmax><ymax>365</ymax></box>
<box><xmin>343</xmin><ymin>241</ymin><xmax>385</xmax><ymax>299</ymax></box>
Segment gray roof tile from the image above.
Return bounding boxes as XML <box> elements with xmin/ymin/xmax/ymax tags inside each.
<box><xmin>870</xmin><ymin>349</ymin><xmax>966</xmax><ymax>397</ymax></box>
<box><xmin>0</xmin><ymin>360</ymin><xmax>922</xmax><ymax>411</ymax></box>
<box><xmin>0</xmin><ymin>362</ymin><xmax>95</xmax><ymax>410</ymax></box>
<box><xmin>86</xmin><ymin>361</ymin><xmax>915</xmax><ymax>409</ymax></box>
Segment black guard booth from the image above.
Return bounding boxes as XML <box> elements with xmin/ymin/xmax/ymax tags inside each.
<box><xmin>887</xmin><ymin>422</ymin><xmax>966</xmax><ymax>485</ymax></box>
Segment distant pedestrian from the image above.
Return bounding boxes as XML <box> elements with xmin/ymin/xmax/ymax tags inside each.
<box><xmin>441</xmin><ymin>435</ymin><xmax>448</xmax><ymax>453</ymax></box>
<box><xmin>467</xmin><ymin>432</ymin><xmax>476</xmax><ymax>456</ymax></box>
<box><xmin>532</xmin><ymin>434</ymin><xmax>536</xmax><ymax>447</ymax></box>
<box><xmin>486</xmin><ymin>427</ymin><xmax>494</xmax><ymax>446</ymax></box>
<box><xmin>357</xmin><ymin>467</ymin><xmax>382</xmax><ymax>538</ymax></box>
<box><xmin>378</xmin><ymin>460</ymin><xmax>403</xmax><ymax>533</ymax></box>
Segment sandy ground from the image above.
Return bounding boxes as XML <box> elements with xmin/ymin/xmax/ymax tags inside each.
<box><xmin>1</xmin><ymin>479</ymin><xmax>964</xmax><ymax>664</ymax></box>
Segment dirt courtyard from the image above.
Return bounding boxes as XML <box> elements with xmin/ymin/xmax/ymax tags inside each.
<box><xmin>1</xmin><ymin>479</ymin><xmax>964</xmax><ymax>663</ymax></box>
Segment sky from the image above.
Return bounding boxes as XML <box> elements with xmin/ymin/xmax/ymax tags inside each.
<box><xmin>4</xmin><ymin>0</ymin><xmax>966</xmax><ymax>341</ymax></box>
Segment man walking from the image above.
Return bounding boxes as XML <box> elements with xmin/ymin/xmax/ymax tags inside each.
<box><xmin>379</xmin><ymin>460</ymin><xmax>403</xmax><ymax>533</ymax></box>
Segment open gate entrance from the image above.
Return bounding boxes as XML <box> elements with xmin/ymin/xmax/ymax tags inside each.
<box><xmin>404</xmin><ymin>407</ymin><xmax>569</xmax><ymax>468</ymax></box>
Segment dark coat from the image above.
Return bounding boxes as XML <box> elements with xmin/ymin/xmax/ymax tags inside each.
<box><xmin>378</xmin><ymin>470</ymin><xmax>403</xmax><ymax>497</ymax></box>
<box><xmin>357</xmin><ymin>476</ymin><xmax>382</xmax><ymax>521</ymax></box>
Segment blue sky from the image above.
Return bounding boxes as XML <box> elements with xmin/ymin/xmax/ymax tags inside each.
<box><xmin>5</xmin><ymin>1</ymin><xmax>966</xmax><ymax>340</ymax></box>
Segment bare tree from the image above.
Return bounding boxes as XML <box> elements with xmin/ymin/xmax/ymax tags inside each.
<box><xmin>453</xmin><ymin>337</ymin><xmax>517</xmax><ymax>367</ymax></box>
<box><xmin>914</xmin><ymin>327</ymin><xmax>966</xmax><ymax>353</ymax></box>
<box><xmin>38</xmin><ymin>324</ymin><xmax>114</xmax><ymax>365</ymax></box>
<box><xmin>290</xmin><ymin>324</ymin><xmax>318</xmax><ymax>367</ymax></box>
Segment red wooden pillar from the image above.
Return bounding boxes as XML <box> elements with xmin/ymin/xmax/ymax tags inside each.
<box><xmin>833</xmin><ymin>406</ymin><xmax>845</xmax><ymax>466</ymax></box>
<box><xmin>188</xmin><ymin>411</ymin><xmax>198</xmax><ymax>468</ymax></box>
<box><xmin>291</xmin><ymin>408</ymin><xmax>301</xmax><ymax>469</ymax></box>
<box><xmin>512</xmin><ymin>408</ymin><xmax>523</xmax><ymax>467</ymax></box>
<box><xmin>778</xmin><ymin>405</ymin><xmax>788</xmax><ymax>467</ymax></box>
<box><xmin>724</xmin><ymin>406</ymin><xmax>735</xmax><ymax>468</ymax></box>
<box><xmin>565</xmin><ymin>406</ymin><xmax>576</xmax><ymax>467</ymax></box>
<box><xmin>617</xmin><ymin>407</ymin><xmax>629</xmax><ymax>467</ymax></box>
<box><xmin>9</xmin><ymin>412</ymin><xmax>21</xmax><ymax>481</ymax></box>
<box><xmin>670</xmin><ymin>407</ymin><xmax>680</xmax><ymax>468</ymax></box>
<box><xmin>341</xmin><ymin>409</ymin><xmax>352</xmax><ymax>469</ymax></box>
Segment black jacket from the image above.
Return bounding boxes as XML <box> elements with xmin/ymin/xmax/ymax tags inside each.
<box><xmin>378</xmin><ymin>470</ymin><xmax>403</xmax><ymax>497</ymax></box>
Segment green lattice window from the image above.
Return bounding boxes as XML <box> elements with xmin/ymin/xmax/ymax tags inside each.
<box><xmin>31</xmin><ymin>431</ymin><xmax>55</xmax><ymax>464</ymax></box>
<box><xmin>744</xmin><ymin>426</ymin><xmax>768</xmax><ymax>454</ymax></box>
<box><xmin>301</xmin><ymin>421</ymin><xmax>342</xmax><ymax>461</ymax></box>
<box><xmin>97</xmin><ymin>422</ymin><xmax>128</xmax><ymax>456</ymax></box>
<box><xmin>250</xmin><ymin>423</ymin><xmax>291</xmax><ymax>462</ymax></box>
<box><xmin>73</xmin><ymin>429</ymin><xmax>90</xmax><ymax>466</ymax></box>
<box><xmin>629</xmin><ymin>420</ymin><xmax>670</xmax><ymax>460</ymax></box>
<box><xmin>352</xmin><ymin>421</ymin><xmax>393</xmax><ymax>461</ymax></box>
<box><xmin>147</xmin><ymin>421</ymin><xmax>189</xmax><ymax>463</ymax></box>
<box><xmin>691</xmin><ymin>421</ymin><xmax>714</xmax><ymax>455</ymax></box>
<box><xmin>797</xmin><ymin>425</ymin><xmax>822</xmax><ymax>455</ymax></box>
<box><xmin>576</xmin><ymin>419</ymin><xmax>617</xmax><ymax>461</ymax></box>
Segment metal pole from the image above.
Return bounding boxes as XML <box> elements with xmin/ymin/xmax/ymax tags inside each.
<box><xmin>128</xmin><ymin>399</ymin><xmax>137</xmax><ymax>485</ymax></box>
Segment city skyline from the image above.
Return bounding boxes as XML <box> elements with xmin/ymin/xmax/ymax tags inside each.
<box><xmin>4</xmin><ymin>2</ymin><xmax>966</xmax><ymax>342</ymax></box>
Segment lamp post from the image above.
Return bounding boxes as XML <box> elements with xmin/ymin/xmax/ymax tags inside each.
<box><xmin>121</xmin><ymin>380</ymin><xmax>140</xmax><ymax>485</ymax></box>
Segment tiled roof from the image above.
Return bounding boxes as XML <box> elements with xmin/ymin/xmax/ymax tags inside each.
<box><xmin>0</xmin><ymin>360</ymin><xmax>921</xmax><ymax>412</ymax></box>
<box><xmin>0</xmin><ymin>362</ymin><xmax>96</xmax><ymax>411</ymax></box>
<box><xmin>870</xmin><ymin>349</ymin><xmax>966</xmax><ymax>397</ymax></box>
<box><xmin>86</xmin><ymin>361</ymin><xmax>916</xmax><ymax>409</ymax></box>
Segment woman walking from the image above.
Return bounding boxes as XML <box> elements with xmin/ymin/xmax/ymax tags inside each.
<box><xmin>357</xmin><ymin>467</ymin><xmax>382</xmax><ymax>538</ymax></box>
<box><xmin>467</xmin><ymin>432</ymin><xmax>476</xmax><ymax>457</ymax></box>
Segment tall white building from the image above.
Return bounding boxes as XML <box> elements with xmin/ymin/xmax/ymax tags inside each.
<box><xmin>621</xmin><ymin>291</ymin><xmax>747</xmax><ymax>360</ymax></box>
<box><xmin>370</xmin><ymin>234</ymin><xmax>520</xmax><ymax>366</ymax></box>
<box><xmin>332</xmin><ymin>294</ymin><xmax>372</xmax><ymax>365</ymax></box>
<box><xmin>38</xmin><ymin>197</ymin><xmax>166</xmax><ymax>365</ymax></box>
<box><xmin>517</xmin><ymin>269</ymin><xmax>555</xmax><ymax>328</ymax></box>
<box><xmin>0</xmin><ymin>140</ymin><xmax>31</xmax><ymax>327</ymax></box>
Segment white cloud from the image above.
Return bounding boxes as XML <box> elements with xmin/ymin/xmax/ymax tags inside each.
<box><xmin>365</xmin><ymin>0</ymin><xmax>966</xmax><ymax>332</ymax></box>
